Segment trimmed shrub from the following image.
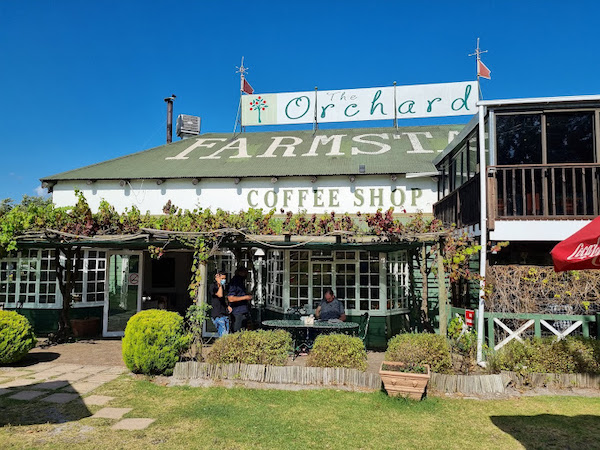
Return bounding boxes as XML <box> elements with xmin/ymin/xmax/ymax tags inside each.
<box><xmin>122</xmin><ymin>310</ymin><xmax>190</xmax><ymax>375</ymax></box>
<box><xmin>307</xmin><ymin>334</ymin><xmax>367</xmax><ymax>371</ymax></box>
<box><xmin>0</xmin><ymin>310</ymin><xmax>37</xmax><ymax>364</ymax></box>
<box><xmin>487</xmin><ymin>337</ymin><xmax>600</xmax><ymax>375</ymax></box>
<box><xmin>385</xmin><ymin>333</ymin><xmax>452</xmax><ymax>374</ymax></box>
<box><xmin>207</xmin><ymin>330</ymin><xmax>292</xmax><ymax>366</ymax></box>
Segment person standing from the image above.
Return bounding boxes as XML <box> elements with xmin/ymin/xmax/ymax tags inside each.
<box><xmin>210</xmin><ymin>271</ymin><xmax>231</xmax><ymax>337</ymax></box>
<box><xmin>227</xmin><ymin>266</ymin><xmax>253</xmax><ymax>332</ymax></box>
<box><xmin>315</xmin><ymin>288</ymin><xmax>346</xmax><ymax>321</ymax></box>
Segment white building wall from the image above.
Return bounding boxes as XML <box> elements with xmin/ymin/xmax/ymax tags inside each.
<box><xmin>52</xmin><ymin>175</ymin><xmax>438</xmax><ymax>215</ymax></box>
<box><xmin>490</xmin><ymin>220</ymin><xmax>591</xmax><ymax>242</ymax></box>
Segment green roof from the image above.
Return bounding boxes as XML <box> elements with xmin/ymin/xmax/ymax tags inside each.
<box><xmin>42</xmin><ymin>125</ymin><xmax>464</xmax><ymax>182</ymax></box>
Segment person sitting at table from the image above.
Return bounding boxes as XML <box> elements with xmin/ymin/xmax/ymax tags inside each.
<box><xmin>315</xmin><ymin>288</ymin><xmax>346</xmax><ymax>322</ymax></box>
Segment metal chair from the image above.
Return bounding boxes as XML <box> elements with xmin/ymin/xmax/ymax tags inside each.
<box><xmin>356</xmin><ymin>312</ymin><xmax>370</xmax><ymax>348</ymax></box>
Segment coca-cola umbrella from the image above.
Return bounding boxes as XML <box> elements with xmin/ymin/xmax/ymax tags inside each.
<box><xmin>551</xmin><ymin>216</ymin><xmax>600</xmax><ymax>272</ymax></box>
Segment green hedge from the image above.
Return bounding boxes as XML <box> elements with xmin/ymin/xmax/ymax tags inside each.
<box><xmin>307</xmin><ymin>334</ymin><xmax>367</xmax><ymax>371</ymax></box>
<box><xmin>0</xmin><ymin>310</ymin><xmax>37</xmax><ymax>364</ymax></box>
<box><xmin>487</xmin><ymin>337</ymin><xmax>600</xmax><ymax>375</ymax></box>
<box><xmin>122</xmin><ymin>310</ymin><xmax>190</xmax><ymax>375</ymax></box>
<box><xmin>385</xmin><ymin>333</ymin><xmax>452</xmax><ymax>374</ymax></box>
<box><xmin>207</xmin><ymin>330</ymin><xmax>292</xmax><ymax>366</ymax></box>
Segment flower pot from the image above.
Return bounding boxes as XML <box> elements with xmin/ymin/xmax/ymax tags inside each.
<box><xmin>379</xmin><ymin>361</ymin><xmax>431</xmax><ymax>400</ymax></box>
<box><xmin>70</xmin><ymin>317</ymin><xmax>101</xmax><ymax>338</ymax></box>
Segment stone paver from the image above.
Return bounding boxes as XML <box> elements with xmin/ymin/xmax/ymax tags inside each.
<box><xmin>91</xmin><ymin>407</ymin><xmax>132</xmax><ymax>419</ymax></box>
<box><xmin>0</xmin><ymin>370</ymin><xmax>32</xmax><ymax>378</ymax></box>
<box><xmin>84</xmin><ymin>373</ymin><xmax>120</xmax><ymax>383</ymax></box>
<box><xmin>83</xmin><ymin>395</ymin><xmax>115</xmax><ymax>406</ymax></box>
<box><xmin>0</xmin><ymin>387</ymin><xmax>12</xmax><ymax>396</ymax></box>
<box><xmin>63</xmin><ymin>381</ymin><xmax>104</xmax><ymax>394</ymax></box>
<box><xmin>25</xmin><ymin>363</ymin><xmax>59</xmax><ymax>373</ymax></box>
<box><xmin>47</xmin><ymin>364</ymin><xmax>83</xmax><ymax>373</ymax></box>
<box><xmin>58</xmin><ymin>372</ymin><xmax>91</xmax><ymax>382</ymax></box>
<box><xmin>8</xmin><ymin>390</ymin><xmax>46</xmax><ymax>401</ymax></box>
<box><xmin>112</xmin><ymin>418</ymin><xmax>155</xmax><ymax>430</ymax></box>
<box><xmin>103</xmin><ymin>367</ymin><xmax>127</xmax><ymax>375</ymax></box>
<box><xmin>73</xmin><ymin>365</ymin><xmax>113</xmax><ymax>374</ymax></box>
<box><xmin>34</xmin><ymin>380</ymin><xmax>70</xmax><ymax>390</ymax></box>
<box><xmin>1</xmin><ymin>378</ymin><xmax>39</xmax><ymax>388</ymax></box>
<box><xmin>28</xmin><ymin>370</ymin><xmax>65</xmax><ymax>380</ymax></box>
<box><xmin>41</xmin><ymin>392</ymin><xmax>81</xmax><ymax>404</ymax></box>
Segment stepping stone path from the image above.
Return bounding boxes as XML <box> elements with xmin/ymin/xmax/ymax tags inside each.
<box><xmin>0</xmin><ymin>362</ymin><xmax>156</xmax><ymax>431</ymax></box>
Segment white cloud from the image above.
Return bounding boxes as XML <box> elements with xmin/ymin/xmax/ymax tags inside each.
<box><xmin>34</xmin><ymin>186</ymin><xmax>47</xmax><ymax>196</ymax></box>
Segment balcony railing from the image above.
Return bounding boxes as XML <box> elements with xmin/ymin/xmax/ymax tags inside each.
<box><xmin>433</xmin><ymin>174</ymin><xmax>480</xmax><ymax>228</ymax></box>
<box><xmin>489</xmin><ymin>163</ymin><xmax>600</xmax><ymax>220</ymax></box>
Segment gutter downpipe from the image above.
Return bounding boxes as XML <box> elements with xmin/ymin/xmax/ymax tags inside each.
<box><xmin>477</xmin><ymin>104</ymin><xmax>487</xmax><ymax>366</ymax></box>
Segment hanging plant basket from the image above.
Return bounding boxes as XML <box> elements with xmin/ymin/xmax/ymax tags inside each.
<box><xmin>379</xmin><ymin>361</ymin><xmax>431</xmax><ymax>400</ymax></box>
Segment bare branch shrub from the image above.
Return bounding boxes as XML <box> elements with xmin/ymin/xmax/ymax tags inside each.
<box><xmin>486</xmin><ymin>265</ymin><xmax>600</xmax><ymax>314</ymax></box>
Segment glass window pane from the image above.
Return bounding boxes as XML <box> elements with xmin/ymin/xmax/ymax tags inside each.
<box><xmin>496</xmin><ymin>114</ymin><xmax>542</xmax><ymax>165</ymax></box>
<box><xmin>546</xmin><ymin>112</ymin><xmax>595</xmax><ymax>163</ymax></box>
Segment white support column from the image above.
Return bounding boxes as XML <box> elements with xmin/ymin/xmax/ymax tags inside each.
<box><xmin>477</xmin><ymin>104</ymin><xmax>488</xmax><ymax>365</ymax></box>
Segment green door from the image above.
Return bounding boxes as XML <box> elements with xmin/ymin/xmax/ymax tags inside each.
<box><xmin>103</xmin><ymin>252</ymin><xmax>143</xmax><ymax>337</ymax></box>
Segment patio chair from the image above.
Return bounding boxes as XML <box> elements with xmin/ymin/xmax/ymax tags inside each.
<box><xmin>357</xmin><ymin>312</ymin><xmax>370</xmax><ymax>348</ymax></box>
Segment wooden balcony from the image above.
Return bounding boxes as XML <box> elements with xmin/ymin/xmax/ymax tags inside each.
<box><xmin>489</xmin><ymin>163</ymin><xmax>600</xmax><ymax>221</ymax></box>
<box><xmin>434</xmin><ymin>163</ymin><xmax>600</xmax><ymax>229</ymax></box>
<box><xmin>433</xmin><ymin>174</ymin><xmax>480</xmax><ymax>228</ymax></box>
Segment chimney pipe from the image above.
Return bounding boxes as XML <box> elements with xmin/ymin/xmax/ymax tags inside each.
<box><xmin>164</xmin><ymin>94</ymin><xmax>176</xmax><ymax>143</ymax></box>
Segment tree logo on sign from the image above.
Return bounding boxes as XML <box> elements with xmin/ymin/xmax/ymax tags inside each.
<box><xmin>249</xmin><ymin>96</ymin><xmax>268</xmax><ymax>123</ymax></box>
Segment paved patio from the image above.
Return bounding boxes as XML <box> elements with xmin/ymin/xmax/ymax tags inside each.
<box><xmin>0</xmin><ymin>340</ymin><xmax>156</xmax><ymax>430</ymax></box>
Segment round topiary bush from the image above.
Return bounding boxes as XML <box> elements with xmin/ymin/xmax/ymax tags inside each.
<box><xmin>122</xmin><ymin>310</ymin><xmax>191</xmax><ymax>375</ymax></box>
<box><xmin>307</xmin><ymin>334</ymin><xmax>367</xmax><ymax>371</ymax></box>
<box><xmin>207</xmin><ymin>330</ymin><xmax>292</xmax><ymax>366</ymax></box>
<box><xmin>0</xmin><ymin>310</ymin><xmax>37</xmax><ymax>364</ymax></box>
<box><xmin>385</xmin><ymin>332</ymin><xmax>452</xmax><ymax>374</ymax></box>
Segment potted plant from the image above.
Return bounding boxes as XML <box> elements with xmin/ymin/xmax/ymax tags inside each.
<box><xmin>70</xmin><ymin>316</ymin><xmax>101</xmax><ymax>338</ymax></box>
<box><xmin>379</xmin><ymin>361</ymin><xmax>431</xmax><ymax>400</ymax></box>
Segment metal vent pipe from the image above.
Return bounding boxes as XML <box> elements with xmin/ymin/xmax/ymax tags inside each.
<box><xmin>164</xmin><ymin>94</ymin><xmax>176</xmax><ymax>143</ymax></box>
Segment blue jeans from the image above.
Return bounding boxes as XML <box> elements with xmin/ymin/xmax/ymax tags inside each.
<box><xmin>211</xmin><ymin>316</ymin><xmax>230</xmax><ymax>337</ymax></box>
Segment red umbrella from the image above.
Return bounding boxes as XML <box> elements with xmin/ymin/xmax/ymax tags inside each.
<box><xmin>551</xmin><ymin>216</ymin><xmax>600</xmax><ymax>272</ymax></box>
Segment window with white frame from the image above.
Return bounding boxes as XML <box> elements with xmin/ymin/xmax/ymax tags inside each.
<box><xmin>387</xmin><ymin>250</ymin><xmax>410</xmax><ymax>310</ymax></box>
<box><xmin>266</xmin><ymin>250</ymin><xmax>284</xmax><ymax>310</ymax></box>
<box><xmin>0</xmin><ymin>249</ymin><xmax>107</xmax><ymax>308</ymax></box>
<box><xmin>286</xmin><ymin>250</ymin><xmax>385</xmax><ymax>315</ymax></box>
<box><xmin>289</xmin><ymin>250</ymin><xmax>309</xmax><ymax>308</ymax></box>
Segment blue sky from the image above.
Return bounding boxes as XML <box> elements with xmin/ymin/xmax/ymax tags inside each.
<box><xmin>1</xmin><ymin>1</ymin><xmax>599</xmax><ymax>201</ymax></box>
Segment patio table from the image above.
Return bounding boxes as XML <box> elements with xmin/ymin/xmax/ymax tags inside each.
<box><xmin>262</xmin><ymin>319</ymin><xmax>359</xmax><ymax>357</ymax></box>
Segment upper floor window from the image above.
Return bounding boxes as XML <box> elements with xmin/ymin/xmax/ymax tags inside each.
<box><xmin>496</xmin><ymin>114</ymin><xmax>542</xmax><ymax>165</ymax></box>
<box><xmin>546</xmin><ymin>112</ymin><xmax>594</xmax><ymax>163</ymax></box>
<box><xmin>496</xmin><ymin>111</ymin><xmax>596</xmax><ymax>165</ymax></box>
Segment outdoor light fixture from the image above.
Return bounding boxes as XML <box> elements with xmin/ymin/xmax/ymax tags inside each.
<box><xmin>271</xmin><ymin>177</ymin><xmax>278</xmax><ymax>184</ymax></box>
<box><xmin>192</xmin><ymin>178</ymin><xmax>200</xmax><ymax>185</ymax></box>
<box><xmin>156</xmin><ymin>179</ymin><xmax>165</xmax><ymax>185</ymax></box>
<box><xmin>310</xmin><ymin>176</ymin><xmax>317</xmax><ymax>183</ymax></box>
<box><xmin>349</xmin><ymin>175</ymin><xmax>356</xmax><ymax>183</ymax></box>
<box><xmin>390</xmin><ymin>174</ymin><xmax>398</xmax><ymax>182</ymax></box>
<box><xmin>86</xmin><ymin>179</ymin><xmax>96</xmax><ymax>185</ymax></box>
<box><xmin>119</xmin><ymin>179</ymin><xmax>129</xmax><ymax>187</ymax></box>
<box><xmin>359</xmin><ymin>165</ymin><xmax>366</xmax><ymax>174</ymax></box>
<box><xmin>234</xmin><ymin>177</ymin><xmax>241</xmax><ymax>185</ymax></box>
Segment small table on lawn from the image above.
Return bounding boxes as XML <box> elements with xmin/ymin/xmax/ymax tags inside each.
<box><xmin>262</xmin><ymin>319</ymin><xmax>359</xmax><ymax>358</ymax></box>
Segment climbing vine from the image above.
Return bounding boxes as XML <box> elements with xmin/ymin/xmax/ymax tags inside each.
<box><xmin>0</xmin><ymin>194</ymin><xmax>488</xmax><ymax>335</ymax></box>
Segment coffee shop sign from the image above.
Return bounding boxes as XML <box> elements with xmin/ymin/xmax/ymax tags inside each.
<box><xmin>241</xmin><ymin>81</ymin><xmax>477</xmax><ymax>126</ymax></box>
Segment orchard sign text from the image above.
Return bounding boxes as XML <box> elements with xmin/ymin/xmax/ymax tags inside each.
<box><xmin>241</xmin><ymin>81</ymin><xmax>477</xmax><ymax>126</ymax></box>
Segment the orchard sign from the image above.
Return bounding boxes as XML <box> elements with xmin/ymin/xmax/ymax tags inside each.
<box><xmin>241</xmin><ymin>81</ymin><xmax>477</xmax><ymax>126</ymax></box>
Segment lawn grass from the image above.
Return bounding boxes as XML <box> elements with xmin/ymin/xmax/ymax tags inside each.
<box><xmin>1</xmin><ymin>376</ymin><xmax>599</xmax><ymax>449</ymax></box>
